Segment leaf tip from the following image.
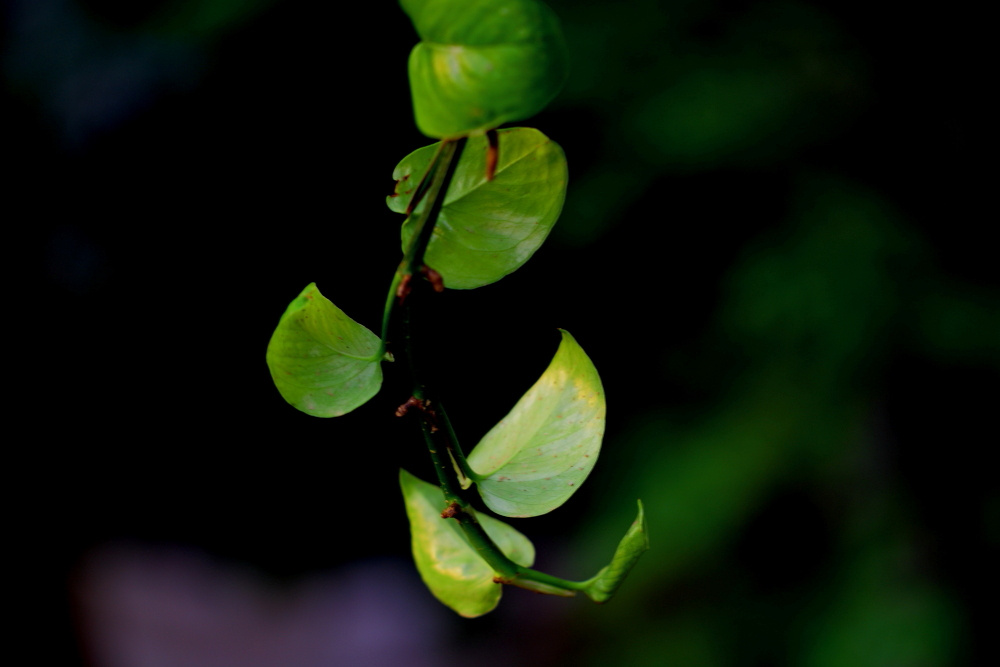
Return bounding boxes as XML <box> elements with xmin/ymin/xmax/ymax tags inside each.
<box><xmin>581</xmin><ymin>500</ymin><xmax>650</xmax><ymax>604</ymax></box>
<box><xmin>635</xmin><ymin>499</ymin><xmax>650</xmax><ymax>549</ymax></box>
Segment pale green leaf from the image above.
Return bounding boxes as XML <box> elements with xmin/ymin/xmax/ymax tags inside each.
<box><xmin>584</xmin><ymin>500</ymin><xmax>650</xmax><ymax>603</ymax></box>
<box><xmin>265</xmin><ymin>283</ymin><xmax>382</xmax><ymax>417</ymax></box>
<box><xmin>400</xmin><ymin>469</ymin><xmax>535</xmax><ymax>617</ymax></box>
<box><xmin>389</xmin><ymin>128</ymin><xmax>567</xmax><ymax>289</ymax></box>
<box><xmin>400</xmin><ymin>0</ymin><xmax>569</xmax><ymax>138</ymax></box>
<box><xmin>467</xmin><ymin>330</ymin><xmax>605</xmax><ymax>516</ymax></box>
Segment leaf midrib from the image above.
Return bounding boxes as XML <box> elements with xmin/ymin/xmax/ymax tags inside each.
<box><xmin>421</xmin><ymin>39</ymin><xmax>540</xmax><ymax>50</ymax></box>
<box><xmin>296</xmin><ymin>322</ymin><xmax>380</xmax><ymax>361</ymax></box>
<box><xmin>474</xmin><ymin>400</ymin><xmax>594</xmax><ymax>477</ymax></box>
<box><xmin>444</xmin><ymin>137</ymin><xmax>550</xmax><ymax>209</ymax></box>
<box><xmin>272</xmin><ymin>357</ymin><xmax>376</xmax><ymax>391</ymax></box>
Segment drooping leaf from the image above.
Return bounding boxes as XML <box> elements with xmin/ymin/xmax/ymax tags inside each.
<box><xmin>584</xmin><ymin>500</ymin><xmax>650</xmax><ymax>603</ymax></box>
<box><xmin>265</xmin><ymin>283</ymin><xmax>382</xmax><ymax>417</ymax></box>
<box><xmin>400</xmin><ymin>0</ymin><xmax>569</xmax><ymax>138</ymax></box>
<box><xmin>389</xmin><ymin>128</ymin><xmax>567</xmax><ymax>289</ymax></box>
<box><xmin>467</xmin><ymin>330</ymin><xmax>605</xmax><ymax>517</ymax></box>
<box><xmin>400</xmin><ymin>469</ymin><xmax>535</xmax><ymax>617</ymax></box>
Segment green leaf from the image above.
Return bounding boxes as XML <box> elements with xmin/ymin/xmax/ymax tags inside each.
<box><xmin>400</xmin><ymin>0</ymin><xmax>569</xmax><ymax>138</ymax></box>
<box><xmin>400</xmin><ymin>469</ymin><xmax>535</xmax><ymax>617</ymax></box>
<box><xmin>584</xmin><ymin>500</ymin><xmax>650</xmax><ymax>603</ymax></box>
<box><xmin>265</xmin><ymin>283</ymin><xmax>382</xmax><ymax>417</ymax></box>
<box><xmin>390</xmin><ymin>128</ymin><xmax>568</xmax><ymax>289</ymax></box>
<box><xmin>467</xmin><ymin>329</ymin><xmax>605</xmax><ymax>516</ymax></box>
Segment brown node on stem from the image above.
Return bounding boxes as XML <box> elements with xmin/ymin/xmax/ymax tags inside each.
<box><xmin>421</xmin><ymin>265</ymin><xmax>445</xmax><ymax>292</ymax></box>
<box><xmin>395</xmin><ymin>395</ymin><xmax>423</xmax><ymax>417</ymax></box>
<box><xmin>394</xmin><ymin>396</ymin><xmax>441</xmax><ymax>432</ymax></box>
<box><xmin>440</xmin><ymin>501</ymin><xmax>460</xmax><ymax>519</ymax></box>
<box><xmin>396</xmin><ymin>273</ymin><xmax>413</xmax><ymax>303</ymax></box>
<box><xmin>485</xmin><ymin>129</ymin><xmax>499</xmax><ymax>181</ymax></box>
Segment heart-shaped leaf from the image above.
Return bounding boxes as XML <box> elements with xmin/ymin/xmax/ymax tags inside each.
<box><xmin>401</xmin><ymin>0</ymin><xmax>569</xmax><ymax>138</ymax></box>
<box><xmin>265</xmin><ymin>283</ymin><xmax>382</xmax><ymax>417</ymax></box>
<box><xmin>400</xmin><ymin>469</ymin><xmax>535</xmax><ymax>617</ymax></box>
<box><xmin>584</xmin><ymin>500</ymin><xmax>650</xmax><ymax>602</ymax></box>
<box><xmin>389</xmin><ymin>128</ymin><xmax>567</xmax><ymax>289</ymax></box>
<box><xmin>467</xmin><ymin>330</ymin><xmax>605</xmax><ymax>517</ymax></box>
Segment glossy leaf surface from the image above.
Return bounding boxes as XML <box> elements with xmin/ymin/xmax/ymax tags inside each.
<box><xmin>400</xmin><ymin>469</ymin><xmax>535</xmax><ymax>617</ymax></box>
<box><xmin>585</xmin><ymin>500</ymin><xmax>650</xmax><ymax>603</ymax></box>
<box><xmin>265</xmin><ymin>283</ymin><xmax>382</xmax><ymax>417</ymax></box>
<box><xmin>467</xmin><ymin>330</ymin><xmax>605</xmax><ymax>516</ymax></box>
<box><xmin>390</xmin><ymin>128</ymin><xmax>567</xmax><ymax>289</ymax></box>
<box><xmin>401</xmin><ymin>0</ymin><xmax>569</xmax><ymax>138</ymax></box>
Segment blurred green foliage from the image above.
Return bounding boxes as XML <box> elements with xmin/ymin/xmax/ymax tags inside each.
<box><xmin>152</xmin><ymin>0</ymin><xmax>275</xmax><ymax>38</ymax></box>
<box><xmin>550</xmin><ymin>0</ymin><xmax>863</xmax><ymax>245</ymax></box>
<box><xmin>534</xmin><ymin>1</ymin><xmax>995</xmax><ymax>664</ymax></box>
<box><xmin>570</xmin><ymin>177</ymin><xmax>981</xmax><ymax>665</ymax></box>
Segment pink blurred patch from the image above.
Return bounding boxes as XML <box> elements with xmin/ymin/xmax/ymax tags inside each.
<box><xmin>75</xmin><ymin>545</ymin><xmax>456</xmax><ymax>667</ymax></box>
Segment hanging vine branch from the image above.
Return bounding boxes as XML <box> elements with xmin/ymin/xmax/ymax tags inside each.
<box><xmin>263</xmin><ymin>0</ymin><xmax>648</xmax><ymax>617</ymax></box>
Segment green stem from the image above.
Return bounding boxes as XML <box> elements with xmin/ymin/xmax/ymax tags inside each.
<box><xmin>435</xmin><ymin>401</ymin><xmax>483</xmax><ymax>485</ymax></box>
<box><xmin>514</xmin><ymin>567</ymin><xmax>595</xmax><ymax>592</ymax></box>
<box><xmin>402</xmin><ymin>296</ymin><xmax>520</xmax><ymax>579</ymax></box>
<box><xmin>401</xmin><ymin>138</ymin><xmax>464</xmax><ymax>276</ymax></box>
<box><xmin>370</xmin><ymin>139</ymin><xmax>464</xmax><ymax>362</ymax></box>
<box><xmin>372</xmin><ymin>271</ymin><xmax>402</xmax><ymax>360</ymax></box>
<box><xmin>395</xmin><ymin>135</ymin><xmax>591</xmax><ymax>597</ymax></box>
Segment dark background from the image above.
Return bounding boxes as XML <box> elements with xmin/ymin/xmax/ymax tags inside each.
<box><xmin>7</xmin><ymin>0</ymin><xmax>995</xmax><ymax>665</ymax></box>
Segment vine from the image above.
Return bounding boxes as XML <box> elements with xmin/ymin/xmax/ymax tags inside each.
<box><xmin>264</xmin><ymin>0</ymin><xmax>648</xmax><ymax>617</ymax></box>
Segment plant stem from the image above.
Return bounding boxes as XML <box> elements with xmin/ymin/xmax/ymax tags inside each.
<box><xmin>401</xmin><ymin>138</ymin><xmax>463</xmax><ymax>276</ymax></box>
<box><xmin>374</xmin><ymin>271</ymin><xmax>402</xmax><ymax>360</ymax></box>
<box><xmin>394</xmin><ymin>135</ymin><xmax>592</xmax><ymax>597</ymax></box>
<box><xmin>433</xmin><ymin>400</ymin><xmax>481</xmax><ymax>485</ymax></box>
<box><xmin>372</xmin><ymin>139</ymin><xmax>463</xmax><ymax>361</ymax></box>
<box><xmin>402</xmin><ymin>294</ymin><xmax>520</xmax><ymax>579</ymax></box>
<box><xmin>516</xmin><ymin>567</ymin><xmax>594</xmax><ymax>591</ymax></box>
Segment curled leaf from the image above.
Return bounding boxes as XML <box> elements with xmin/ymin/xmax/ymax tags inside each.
<box><xmin>390</xmin><ymin>128</ymin><xmax>568</xmax><ymax>289</ymax></box>
<box><xmin>401</xmin><ymin>0</ymin><xmax>569</xmax><ymax>138</ymax></box>
<box><xmin>400</xmin><ymin>469</ymin><xmax>535</xmax><ymax>617</ymax></box>
<box><xmin>265</xmin><ymin>283</ymin><xmax>382</xmax><ymax>417</ymax></box>
<box><xmin>584</xmin><ymin>500</ymin><xmax>650</xmax><ymax>603</ymax></box>
<box><xmin>467</xmin><ymin>330</ymin><xmax>605</xmax><ymax>516</ymax></box>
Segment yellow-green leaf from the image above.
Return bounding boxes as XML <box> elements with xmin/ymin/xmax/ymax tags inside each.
<box><xmin>265</xmin><ymin>283</ymin><xmax>382</xmax><ymax>417</ymax></box>
<box><xmin>467</xmin><ymin>330</ymin><xmax>605</xmax><ymax>516</ymax></box>
<box><xmin>400</xmin><ymin>0</ymin><xmax>569</xmax><ymax>138</ymax></box>
<box><xmin>390</xmin><ymin>128</ymin><xmax>567</xmax><ymax>289</ymax></box>
<box><xmin>400</xmin><ymin>469</ymin><xmax>535</xmax><ymax>617</ymax></box>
